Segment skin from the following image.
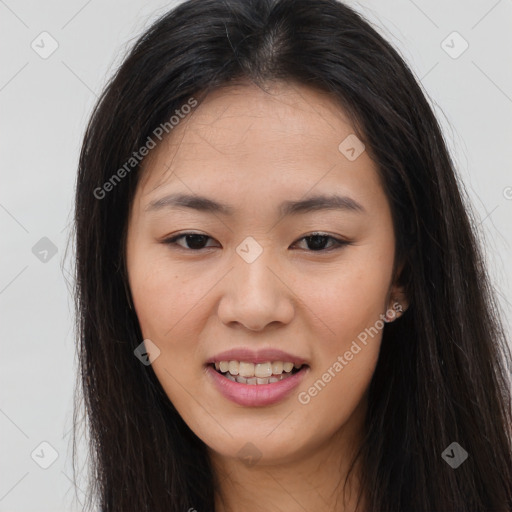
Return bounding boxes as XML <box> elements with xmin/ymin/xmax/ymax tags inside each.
<box><xmin>126</xmin><ymin>79</ymin><xmax>408</xmax><ymax>512</ymax></box>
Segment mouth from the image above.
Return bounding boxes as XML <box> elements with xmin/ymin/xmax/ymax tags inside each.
<box><xmin>208</xmin><ymin>360</ymin><xmax>309</xmax><ymax>385</ymax></box>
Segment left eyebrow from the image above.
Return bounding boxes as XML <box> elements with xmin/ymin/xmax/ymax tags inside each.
<box><xmin>145</xmin><ymin>192</ymin><xmax>366</xmax><ymax>216</ymax></box>
<box><xmin>279</xmin><ymin>194</ymin><xmax>366</xmax><ymax>216</ymax></box>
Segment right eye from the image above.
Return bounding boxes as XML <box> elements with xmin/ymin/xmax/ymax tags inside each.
<box><xmin>161</xmin><ymin>232</ymin><xmax>219</xmax><ymax>251</ymax></box>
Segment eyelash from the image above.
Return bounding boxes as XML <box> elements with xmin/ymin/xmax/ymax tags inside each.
<box><xmin>161</xmin><ymin>232</ymin><xmax>351</xmax><ymax>253</ymax></box>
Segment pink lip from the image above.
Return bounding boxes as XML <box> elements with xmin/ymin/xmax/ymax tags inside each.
<box><xmin>206</xmin><ymin>347</ymin><xmax>308</xmax><ymax>365</ymax></box>
<box><xmin>205</xmin><ymin>364</ymin><xmax>309</xmax><ymax>407</ymax></box>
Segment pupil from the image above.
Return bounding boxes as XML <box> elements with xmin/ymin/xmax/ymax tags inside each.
<box><xmin>308</xmin><ymin>235</ymin><xmax>327</xmax><ymax>251</ymax></box>
<box><xmin>186</xmin><ymin>234</ymin><xmax>207</xmax><ymax>249</ymax></box>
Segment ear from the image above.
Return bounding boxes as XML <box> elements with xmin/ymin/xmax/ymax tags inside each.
<box><xmin>384</xmin><ymin>261</ymin><xmax>409</xmax><ymax>322</ymax></box>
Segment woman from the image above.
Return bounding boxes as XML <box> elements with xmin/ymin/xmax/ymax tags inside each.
<box><xmin>73</xmin><ymin>0</ymin><xmax>512</xmax><ymax>510</ymax></box>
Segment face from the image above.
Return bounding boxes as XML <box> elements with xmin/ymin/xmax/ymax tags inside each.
<box><xmin>126</xmin><ymin>80</ymin><xmax>406</xmax><ymax>466</ymax></box>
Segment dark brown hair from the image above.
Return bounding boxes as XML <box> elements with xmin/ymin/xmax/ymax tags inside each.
<box><xmin>73</xmin><ymin>0</ymin><xmax>512</xmax><ymax>510</ymax></box>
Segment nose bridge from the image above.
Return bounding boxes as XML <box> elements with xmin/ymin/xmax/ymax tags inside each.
<box><xmin>233</xmin><ymin>239</ymin><xmax>279</xmax><ymax>302</ymax></box>
<box><xmin>218</xmin><ymin>238</ymin><xmax>293</xmax><ymax>330</ymax></box>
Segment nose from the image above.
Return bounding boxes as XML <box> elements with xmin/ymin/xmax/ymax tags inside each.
<box><xmin>217</xmin><ymin>249</ymin><xmax>295</xmax><ymax>332</ymax></box>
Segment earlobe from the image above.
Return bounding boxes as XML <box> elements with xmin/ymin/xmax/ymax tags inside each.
<box><xmin>384</xmin><ymin>289</ymin><xmax>409</xmax><ymax>323</ymax></box>
<box><xmin>383</xmin><ymin>259</ymin><xmax>409</xmax><ymax>322</ymax></box>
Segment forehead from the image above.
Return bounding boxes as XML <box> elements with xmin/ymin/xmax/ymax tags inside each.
<box><xmin>136</xmin><ymin>81</ymin><xmax>382</xmax><ymax>208</ymax></box>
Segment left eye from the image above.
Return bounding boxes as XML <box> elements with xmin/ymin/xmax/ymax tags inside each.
<box><xmin>294</xmin><ymin>233</ymin><xmax>349</xmax><ymax>251</ymax></box>
<box><xmin>162</xmin><ymin>232</ymin><xmax>349</xmax><ymax>252</ymax></box>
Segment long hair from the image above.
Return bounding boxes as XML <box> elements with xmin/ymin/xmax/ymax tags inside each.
<box><xmin>73</xmin><ymin>0</ymin><xmax>512</xmax><ymax>510</ymax></box>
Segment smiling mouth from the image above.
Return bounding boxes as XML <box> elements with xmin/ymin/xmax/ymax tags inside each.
<box><xmin>209</xmin><ymin>361</ymin><xmax>308</xmax><ymax>385</ymax></box>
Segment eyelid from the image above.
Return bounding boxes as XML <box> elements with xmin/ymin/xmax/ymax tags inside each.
<box><xmin>161</xmin><ymin>231</ymin><xmax>219</xmax><ymax>250</ymax></box>
<box><xmin>161</xmin><ymin>231</ymin><xmax>351</xmax><ymax>252</ymax></box>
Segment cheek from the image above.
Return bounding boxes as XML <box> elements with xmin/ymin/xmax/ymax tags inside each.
<box><xmin>294</xmin><ymin>255</ymin><xmax>393</xmax><ymax>346</ymax></box>
<box><xmin>291</xmin><ymin>251</ymin><xmax>392</xmax><ymax>421</ymax></box>
<box><xmin>129</xmin><ymin>254</ymin><xmax>206</xmax><ymax>407</ymax></box>
<box><xmin>294</xmin><ymin>290</ymin><xmax>385</xmax><ymax>439</ymax></box>
<box><xmin>129</xmin><ymin>248</ymin><xmax>205</xmax><ymax>339</ymax></box>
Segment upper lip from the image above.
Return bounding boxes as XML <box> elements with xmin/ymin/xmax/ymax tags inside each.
<box><xmin>206</xmin><ymin>348</ymin><xmax>308</xmax><ymax>366</ymax></box>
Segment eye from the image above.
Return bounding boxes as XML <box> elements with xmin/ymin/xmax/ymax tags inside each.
<box><xmin>292</xmin><ymin>232</ymin><xmax>350</xmax><ymax>252</ymax></box>
<box><xmin>162</xmin><ymin>233</ymin><xmax>218</xmax><ymax>250</ymax></box>
<box><xmin>161</xmin><ymin>231</ymin><xmax>350</xmax><ymax>252</ymax></box>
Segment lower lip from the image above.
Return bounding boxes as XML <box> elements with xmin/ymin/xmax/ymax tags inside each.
<box><xmin>205</xmin><ymin>364</ymin><xmax>309</xmax><ymax>407</ymax></box>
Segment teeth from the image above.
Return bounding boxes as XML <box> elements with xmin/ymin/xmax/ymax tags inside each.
<box><xmin>255</xmin><ymin>362</ymin><xmax>272</xmax><ymax>378</ymax></box>
<box><xmin>213</xmin><ymin>360</ymin><xmax>304</xmax><ymax>380</ymax></box>
<box><xmin>283</xmin><ymin>362</ymin><xmax>294</xmax><ymax>372</ymax></box>
<box><xmin>228</xmin><ymin>360</ymin><xmax>239</xmax><ymax>375</ymax></box>
<box><xmin>272</xmin><ymin>361</ymin><xmax>283</xmax><ymax>374</ymax></box>
<box><xmin>239</xmin><ymin>362</ymin><xmax>255</xmax><ymax>378</ymax></box>
<box><xmin>233</xmin><ymin>374</ymin><xmax>287</xmax><ymax>385</ymax></box>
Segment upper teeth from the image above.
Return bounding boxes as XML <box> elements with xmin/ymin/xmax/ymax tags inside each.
<box><xmin>215</xmin><ymin>361</ymin><xmax>302</xmax><ymax>377</ymax></box>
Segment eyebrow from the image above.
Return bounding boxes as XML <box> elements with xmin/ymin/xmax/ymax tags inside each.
<box><xmin>145</xmin><ymin>192</ymin><xmax>366</xmax><ymax>216</ymax></box>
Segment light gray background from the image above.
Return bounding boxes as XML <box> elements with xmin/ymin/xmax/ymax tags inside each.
<box><xmin>1</xmin><ymin>0</ymin><xmax>511</xmax><ymax>510</ymax></box>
